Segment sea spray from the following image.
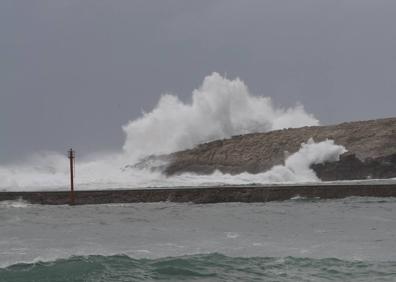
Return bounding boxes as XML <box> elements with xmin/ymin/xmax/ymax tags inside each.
<box><xmin>0</xmin><ymin>73</ymin><xmax>328</xmax><ymax>190</ymax></box>
<box><xmin>122</xmin><ymin>72</ymin><xmax>319</xmax><ymax>159</ymax></box>
<box><xmin>0</xmin><ymin>139</ymin><xmax>346</xmax><ymax>190</ymax></box>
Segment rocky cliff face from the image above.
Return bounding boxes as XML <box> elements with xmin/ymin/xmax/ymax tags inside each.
<box><xmin>164</xmin><ymin>117</ymin><xmax>396</xmax><ymax>181</ymax></box>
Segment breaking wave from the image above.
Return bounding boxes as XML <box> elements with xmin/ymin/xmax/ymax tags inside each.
<box><xmin>0</xmin><ymin>73</ymin><xmax>336</xmax><ymax>191</ymax></box>
<box><xmin>173</xmin><ymin>138</ymin><xmax>346</xmax><ymax>185</ymax></box>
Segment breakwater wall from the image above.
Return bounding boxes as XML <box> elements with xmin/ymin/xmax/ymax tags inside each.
<box><xmin>1</xmin><ymin>184</ymin><xmax>396</xmax><ymax>205</ymax></box>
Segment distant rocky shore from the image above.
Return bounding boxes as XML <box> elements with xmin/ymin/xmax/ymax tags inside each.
<box><xmin>162</xmin><ymin>117</ymin><xmax>396</xmax><ymax>181</ymax></box>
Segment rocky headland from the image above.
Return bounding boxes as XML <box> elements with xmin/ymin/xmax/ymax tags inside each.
<box><xmin>163</xmin><ymin>117</ymin><xmax>396</xmax><ymax>181</ymax></box>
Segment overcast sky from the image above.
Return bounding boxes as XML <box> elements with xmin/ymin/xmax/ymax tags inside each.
<box><xmin>1</xmin><ymin>0</ymin><xmax>396</xmax><ymax>162</ymax></box>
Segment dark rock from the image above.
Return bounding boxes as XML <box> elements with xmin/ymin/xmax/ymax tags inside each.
<box><xmin>313</xmin><ymin>153</ymin><xmax>396</xmax><ymax>181</ymax></box>
<box><xmin>164</xmin><ymin>117</ymin><xmax>396</xmax><ymax>181</ymax></box>
<box><xmin>126</xmin><ymin>154</ymin><xmax>171</xmax><ymax>172</ymax></box>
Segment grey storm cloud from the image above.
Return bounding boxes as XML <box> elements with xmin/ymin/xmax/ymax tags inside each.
<box><xmin>1</xmin><ymin>0</ymin><xmax>396</xmax><ymax>162</ymax></box>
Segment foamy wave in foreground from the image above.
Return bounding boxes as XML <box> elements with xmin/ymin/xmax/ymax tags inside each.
<box><xmin>0</xmin><ymin>73</ymin><xmax>329</xmax><ymax>191</ymax></box>
<box><xmin>1</xmin><ymin>197</ymin><xmax>396</xmax><ymax>268</ymax></box>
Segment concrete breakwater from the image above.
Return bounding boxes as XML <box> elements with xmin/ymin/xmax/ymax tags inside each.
<box><xmin>1</xmin><ymin>184</ymin><xmax>396</xmax><ymax>205</ymax></box>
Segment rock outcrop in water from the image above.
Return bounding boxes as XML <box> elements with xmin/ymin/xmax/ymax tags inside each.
<box><xmin>163</xmin><ymin>117</ymin><xmax>396</xmax><ymax>181</ymax></box>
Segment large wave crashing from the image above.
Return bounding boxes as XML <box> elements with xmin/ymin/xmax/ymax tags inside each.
<box><xmin>0</xmin><ymin>73</ymin><xmax>345</xmax><ymax>190</ymax></box>
<box><xmin>122</xmin><ymin>72</ymin><xmax>319</xmax><ymax>160</ymax></box>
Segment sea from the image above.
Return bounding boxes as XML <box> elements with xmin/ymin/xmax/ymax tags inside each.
<box><xmin>1</xmin><ymin>196</ymin><xmax>395</xmax><ymax>281</ymax></box>
<box><xmin>1</xmin><ymin>74</ymin><xmax>395</xmax><ymax>280</ymax></box>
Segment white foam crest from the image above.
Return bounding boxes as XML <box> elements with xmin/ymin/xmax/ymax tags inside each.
<box><xmin>0</xmin><ymin>73</ymin><xmax>322</xmax><ymax>190</ymax></box>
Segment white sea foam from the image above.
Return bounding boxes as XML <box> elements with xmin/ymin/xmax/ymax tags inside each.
<box><xmin>0</xmin><ymin>73</ymin><xmax>336</xmax><ymax>191</ymax></box>
<box><xmin>0</xmin><ymin>199</ymin><xmax>30</xmax><ymax>208</ymax></box>
<box><xmin>167</xmin><ymin>138</ymin><xmax>346</xmax><ymax>185</ymax></box>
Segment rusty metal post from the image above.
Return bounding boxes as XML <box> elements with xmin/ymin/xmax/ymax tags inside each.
<box><xmin>68</xmin><ymin>148</ymin><xmax>75</xmax><ymax>205</ymax></box>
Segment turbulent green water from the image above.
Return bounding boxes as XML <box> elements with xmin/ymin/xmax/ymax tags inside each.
<box><xmin>2</xmin><ymin>197</ymin><xmax>396</xmax><ymax>281</ymax></box>
<box><xmin>1</xmin><ymin>253</ymin><xmax>395</xmax><ymax>282</ymax></box>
